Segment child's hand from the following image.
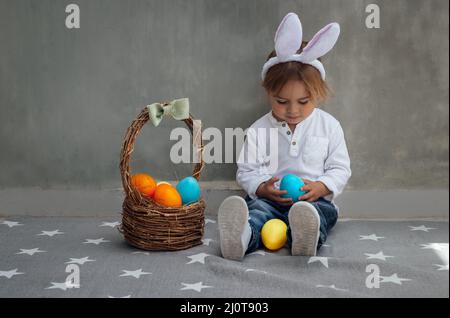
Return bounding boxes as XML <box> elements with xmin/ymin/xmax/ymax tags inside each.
<box><xmin>298</xmin><ymin>179</ymin><xmax>331</xmax><ymax>202</ymax></box>
<box><xmin>255</xmin><ymin>177</ymin><xmax>293</xmax><ymax>206</ymax></box>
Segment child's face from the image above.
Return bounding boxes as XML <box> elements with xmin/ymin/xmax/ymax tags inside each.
<box><xmin>267</xmin><ymin>80</ymin><xmax>316</xmax><ymax>126</ymax></box>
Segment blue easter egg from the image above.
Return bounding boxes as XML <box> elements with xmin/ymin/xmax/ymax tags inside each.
<box><xmin>176</xmin><ymin>176</ymin><xmax>201</xmax><ymax>205</ymax></box>
<box><xmin>279</xmin><ymin>174</ymin><xmax>305</xmax><ymax>203</ymax></box>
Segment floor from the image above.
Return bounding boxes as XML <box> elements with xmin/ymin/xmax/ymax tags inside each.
<box><xmin>0</xmin><ymin>216</ymin><xmax>448</xmax><ymax>298</ymax></box>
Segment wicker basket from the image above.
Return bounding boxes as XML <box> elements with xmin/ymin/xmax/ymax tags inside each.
<box><xmin>119</xmin><ymin>105</ymin><xmax>205</xmax><ymax>251</ymax></box>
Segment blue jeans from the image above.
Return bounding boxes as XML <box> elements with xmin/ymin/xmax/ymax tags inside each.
<box><xmin>244</xmin><ymin>195</ymin><xmax>338</xmax><ymax>254</ymax></box>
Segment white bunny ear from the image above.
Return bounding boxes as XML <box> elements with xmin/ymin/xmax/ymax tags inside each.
<box><xmin>274</xmin><ymin>13</ymin><xmax>303</xmax><ymax>62</ymax></box>
<box><xmin>299</xmin><ymin>22</ymin><xmax>340</xmax><ymax>62</ymax></box>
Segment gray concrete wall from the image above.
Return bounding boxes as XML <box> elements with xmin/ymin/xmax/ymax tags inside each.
<box><xmin>0</xmin><ymin>0</ymin><xmax>448</xmax><ymax>217</ymax></box>
<box><xmin>1</xmin><ymin>187</ymin><xmax>449</xmax><ymax>219</ymax></box>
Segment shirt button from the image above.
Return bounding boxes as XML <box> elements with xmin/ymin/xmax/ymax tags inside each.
<box><xmin>282</xmin><ymin>123</ymin><xmax>286</xmax><ymax>127</ymax></box>
<box><xmin>292</xmin><ymin>141</ymin><xmax>296</xmax><ymax>145</ymax></box>
<box><xmin>287</xmin><ymin>131</ymin><xmax>291</xmax><ymax>135</ymax></box>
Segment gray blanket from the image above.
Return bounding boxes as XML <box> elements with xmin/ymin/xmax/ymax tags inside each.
<box><xmin>0</xmin><ymin>216</ymin><xmax>448</xmax><ymax>298</ymax></box>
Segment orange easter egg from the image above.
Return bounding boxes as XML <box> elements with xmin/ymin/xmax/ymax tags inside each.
<box><xmin>131</xmin><ymin>173</ymin><xmax>157</xmax><ymax>198</ymax></box>
<box><xmin>153</xmin><ymin>184</ymin><xmax>182</xmax><ymax>207</ymax></box>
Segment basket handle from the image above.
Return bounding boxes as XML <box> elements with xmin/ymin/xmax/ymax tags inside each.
<box><xmin>119</xmin><ymin>106</ymin><xmax>204</xmax><ymax>203</ymax></box>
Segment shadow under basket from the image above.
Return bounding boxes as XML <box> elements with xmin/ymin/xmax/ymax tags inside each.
<box><xmin>118</xmin><ymin>107</ymin><xmax>205</xmax><ymax>251</ymax></box>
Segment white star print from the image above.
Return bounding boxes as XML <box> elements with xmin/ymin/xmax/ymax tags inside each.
<box><xmin>186</xmin><ymin>253</ymin><xmax>210</xmax><ymax>264</ymax></box>
<box><xmin>380</xmin><ymin>273</ymin><xmax>411</xmax><ymax>285</ymax></box>
<box><xmin>420</xmin><ymin>243</ymin><xmax>449</xmax><ymax>266</ymax></box>
<box><xmin>205</xmin><ymin>218</ymin><xmax>216</xmax><ymax>225</ymax></box>
<box><xmin>100</xmin><ymin>221</ymin><xmax>120</xmax><ymax>228</ymax></box>
<box><xmin>16</xmin><ymin>248</ymin><xmax>46</xmax><ymax>256</ymax></box>
<box><xmin>202</xmin><ymin>238</ymin><xmax>213</xmax><ymax>246</ymax></box>
<box><xmin>37</xmin><ymin>230</ymin><xmax>64</xmax><ymax>237</ymax></box>
<box><xmin>245</xmin><ymin>269</ymin><xmax>268</xmax><ymax>274</ymax></box>
<box><xmin>308</xmin><ymin>257</ymin><xmax>329</xmax><ymax>268</ymax></box>
<box><xmin>0</xmin><ymin>220</ymin><xmax>23</xmax><ymax>228</ymax></box>
<box><xmin>46</xmin><ymin>281</ymin><xmax>79</xmax><ymax>290</ymax></box>
<box><xmin>359</xmin><ymin>234</ymin><xmax>384</xmax><ymax>241</ymax></box>
<box><xmin>316</xmin><ymin>284</ymin><xmax>348</xmax><ymax>292</ymax></box>
<box><xmin>83</xmin><ymin>238</ymin><xmax>110</xmax><ymax>245</ymax></box>
<box><xmin>247</xmin><ymin>250</ymin><xmax>266</xmax><ymax>256</ymax></box>
<box><xmin>433</xmin><ymin>264</ymin><xmax>449</xmax><ymax>271</ymax></box>
<box><xmin>119</xmin><ymin>269</ymin><xmax>151</xmax><ymax>278</ymax></box>
<box><xmin>131</xmin><ymin>251</ymin><xmax>150</xmax><ymax>255</ymax></box>
<box><xmin>409</xmin><ymin>225</ymin><xmax>436</xmax><ymax>232</ymax></box>
<box><xmin>0</xmin><ymin>269</ymin><xmax>24</xmax><ymax>279</ymax></box>
<box><xmin>65</xmin><ymin>257</ymin><xmax>95</xmax><ymax>265</ymax></box>
<box><xmin>180</xmin><ymin>282</ymin><xmax>212</xmax><ymax>292</ymax></box>
<box><xmin>364</xmin><ymin>251</ymin><xmax>394</xmax><ymax>261</ymax></box>
<box><xmin>420</xmin><ymin>243</ymin><xmax>448</xmax><ymax>252</ymax></box>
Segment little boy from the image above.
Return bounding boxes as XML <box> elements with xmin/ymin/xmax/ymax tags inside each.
<box><xmin>218</xmin><ymin>13</ymin><xmax>351</xmax><ymax>260</ymax></box>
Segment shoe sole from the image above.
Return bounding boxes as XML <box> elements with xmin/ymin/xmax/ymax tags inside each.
<box><xmin>218</xmin><ymin>196</ymin><xmax>249</xmax><ymax>261</ymax></box>
<box><xmin>289</xmin><ymin>202</ymin><xmax>320</xmax><ymax>256</ymax></box>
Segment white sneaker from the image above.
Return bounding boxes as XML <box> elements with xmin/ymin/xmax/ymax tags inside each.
<box><xmin>289</xmin><ymin>201</ymin><xmax>320</xmax><ymax>256</ymax></box>
<box><xmin>218</xmin><ymin>196</ymin><xmax>250</xmax><ymax>261</ymax></box>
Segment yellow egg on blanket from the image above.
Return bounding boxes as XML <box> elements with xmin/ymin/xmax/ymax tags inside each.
<box><xmin>261</xmin><ymin>219</ymin><xmax>288</xmax><ymax>251</ymax></box>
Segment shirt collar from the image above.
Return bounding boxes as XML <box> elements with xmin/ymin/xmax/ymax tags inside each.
<box><xmin>268</xmin><ymin>108</ymin><xmax>317</xmax><ymax>128</ymax></box>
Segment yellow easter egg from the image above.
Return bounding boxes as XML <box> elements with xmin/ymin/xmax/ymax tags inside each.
<box><xmin>153</xmin><ymin>183</ymin><xmax>182</xmax><ymax>207</ymax></box>
<box><xmin>157</xmin><ymin>181</ymin><xmax>172</xmax><ymax>187</ymax></box>
<box><xmin>261</xmin><ymin>219</ymin><xmax>288</xmax><ymax>251</ymax></box>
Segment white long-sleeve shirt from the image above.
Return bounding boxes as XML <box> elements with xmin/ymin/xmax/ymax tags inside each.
<box><xmin>236</xmin><ymin>108</ymin><xmax>351</xmax><ymax>212</ymax></box>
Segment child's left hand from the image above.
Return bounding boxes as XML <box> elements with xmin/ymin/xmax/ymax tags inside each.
<box><xmin>298</xmin><ymin>179</ymin><xmax>331</xmax><ymax>202</ymax></box>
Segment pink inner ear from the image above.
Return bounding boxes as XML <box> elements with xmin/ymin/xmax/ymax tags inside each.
<box><xmin>302</xmin><ymin>23</ymin><xmax>334</xmax><ymax>54</ymax></box>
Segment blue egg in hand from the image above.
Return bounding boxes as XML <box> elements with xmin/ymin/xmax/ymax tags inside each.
<box><xmin>279</xmin><ymin>174</ymin><xmax>305</xmax><ymax>203</ymax></box>
<box><xmin>176</xmin><ymin>176</ymin><xmax>201</xmax><ymax>205</ymax></box>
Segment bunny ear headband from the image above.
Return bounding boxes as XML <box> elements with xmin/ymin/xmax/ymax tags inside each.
<box><xmin>261</xmin><ymin>12</ymin><xmax>340</xmax><ymax>81</ymax></box>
